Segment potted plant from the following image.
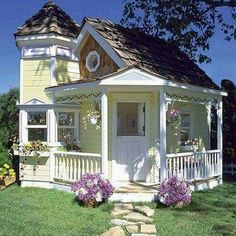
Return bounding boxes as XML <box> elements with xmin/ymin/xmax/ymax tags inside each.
<box><xmin>158</xmin><ymin>175</ymin><xmax>192</xmax><ymax>208</ymax></box>
<box><xmin>179</xmin><ymin>138</ymin><xmax>201</xmax><ymax>152</ymax></box>
<box><xmin>71</xmin><ymin>173</ymin><xmax>114</xmax><ymax>207</ymax></box>
<box><xmin>0</xmin><ymin>164</ymin><xmax>16</xmax><ymax>188</ymax></box>
<box><xmin>57</xmin><ymin>138</ymin><xmax>80</xmax><ymax>152</ymax></box>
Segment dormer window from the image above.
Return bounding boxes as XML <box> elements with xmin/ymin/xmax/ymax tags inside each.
<box><xmin>86</xmin><ymin>51</ymin><xmax>100</xmax><ymax>72</ymax></box>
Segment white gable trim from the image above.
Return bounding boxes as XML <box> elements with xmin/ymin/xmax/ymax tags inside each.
<box><xmin>24</xmin><ymin>98</ymin><xmax>46</xmax><ymax>105</ymax></box>
<box><xmin>99</xmin><ymin>68</ymin><xmax>227</xmax><ymax>96</ymax></box>
<box><xmin>76</xmin><ymin>21</ymin><xmax>127</xmax><ymax>68</ymax></box>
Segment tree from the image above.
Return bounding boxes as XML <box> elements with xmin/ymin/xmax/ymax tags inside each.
<box><xmin>221</xmin><ymin>79</ymin><xmax>236</xmax><ymax>163</ymax></box>
<box><xmin>0</xmin><ymin>88</ymin><xmax>19</xmax><ymax>164</ymax></box>
<box><xmin>121</xmin><ymin>0</ymin><xmax>236</xmax><ymax>63</ymax></box>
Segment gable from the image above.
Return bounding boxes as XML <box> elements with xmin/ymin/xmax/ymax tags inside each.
<box><xmin>84</xmin><ymin>17</ymin><xmax>219</xmax><ymax>90</ymax></box>
<box><xmin>79</xmin><ymin>34</ymin><xmax>119</xmax><ymax>79</ymax></box>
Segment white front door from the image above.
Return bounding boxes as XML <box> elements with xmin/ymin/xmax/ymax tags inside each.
<box><xmin>112</xmin><ymin>96</ymin><xmax>150</xmax><ymax>182</ymax></box>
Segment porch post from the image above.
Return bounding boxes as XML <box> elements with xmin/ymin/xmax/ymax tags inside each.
<box><xmin>217</xmin><ymin>99</ymin><xmax>223</xmax><ymax>179</ymax></box>
<box><xmin>160</xmin><ymin>88</ymin><xmax>167</xmax><ymax>181</ymax></box>
<box><xmin>48</xmin><ymin>109</ymin><xmax>57</xmax><ymax>182</ymax></box>
<box><xmin>101</xmin><ymin>90</ymin><xmax>108</xmax><ymax>178</ymax></box>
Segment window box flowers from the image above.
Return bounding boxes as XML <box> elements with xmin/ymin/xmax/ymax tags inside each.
<box><xmin>0</xmin><ymin>164</ymin><xmax>16</xmax><ymax>188</ymax></box>
<box><xmin>19</xmin><ymin>141</ymin><xmax>50</xmax><ymax>157</ymax></box>
<box><xmin>71</xmin><ymin>173</ymin><xmax>114</xmax><ymax>207</ymax></box>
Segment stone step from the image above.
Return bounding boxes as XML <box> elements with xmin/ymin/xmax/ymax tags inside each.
<box><xmin>123</xmin><ymin>212</ymin><xmax>153</xmax><ymax>223</ymax></box>
<box><xmin>134</xmin><ymin>205</ymin><xmax>155</xmax><ymax>217</ymax></box>
<box><xmin>101</xmin><ymin>226</ymin><xmax>125</xmax><ymax>236</ymax></box>
<box><xmin>140</xmin><ymin>224</ymin><xmax>157</xmax><ymax>234</ymax></box>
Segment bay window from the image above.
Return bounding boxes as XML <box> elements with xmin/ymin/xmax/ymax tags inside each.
<box><xmin>27</xmin><ymin>111</ymin><xmax>47</xmax><ymax>142</ymax></box>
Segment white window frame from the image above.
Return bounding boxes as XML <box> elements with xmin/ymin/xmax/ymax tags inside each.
<box><xmin>55</xmin><ymin>109</ymin><xmax>80</xmax><ymax>145</ymax></box>
<box><xmin>179</xmin><ymin>112</ymin><xmax>193</xmax><ymax>142</ymax></box>
<box><xmin>86</xmin><ymin>50</ymin><xmax>100</xmax><ymax>72</ymax></box>
<box><xmin>25</xmin><ymin>110</ymin><xmax>48</xmax><ymax>143</ymax></box>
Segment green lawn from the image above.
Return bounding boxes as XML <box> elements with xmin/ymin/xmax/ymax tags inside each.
<box><xmin>0</xmin><ymin>182</ymin><xmax>235</xmax><ymax>236</ymax></box>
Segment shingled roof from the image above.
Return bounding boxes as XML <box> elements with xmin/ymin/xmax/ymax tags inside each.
<box><xmin>14</xmin><ymin>1</ymin><xmax>80</xmax><ymax>38</ymax></box>
<box><xmin>81</xmin><ymin>17</ymin><xmax>219</xmax><ymax>90</ymax></box>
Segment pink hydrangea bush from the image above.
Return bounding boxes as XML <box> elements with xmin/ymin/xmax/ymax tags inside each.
<box><xmin>71</xmin><ymin>173</ymin><xmax>114</xmax><ymax>207</ymax></box>
<box><xmin>158</xmin><ymin>175</ymin><xmax>192</xmax><ymax>207</ymax></box>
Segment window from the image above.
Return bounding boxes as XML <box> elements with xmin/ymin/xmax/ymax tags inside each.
<box><xmin>27</xmin><ymin>112</ymin><xmax>47</xmax><ymax>141</ymax></box>
<box><xmin>86</xmin><ymin>51</ymin><xmax>100</xmax><ymax>72</ymax></box>
<box><xmin>117</xmin><ymin>102</ymin><xmax>145</xmax><ymax>136</ymax></box>
<box><xmin>180</xmin><ymin>113</ymin><xmax>191</xmax><ymax>141</ymax></box>
<box><xmin>57</xmin><ymin>112</ymin><xmax>76</xmax><ymax>142</ymax></box>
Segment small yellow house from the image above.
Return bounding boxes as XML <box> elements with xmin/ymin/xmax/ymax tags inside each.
<box><xmin>15</xmin><ymin>1</ymin><xmax>227</xmax><ymax>201</ymax></box>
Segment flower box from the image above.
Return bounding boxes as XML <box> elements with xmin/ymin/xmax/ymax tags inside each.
<box><xmin>19</xmin><ymin>151</ymin><xmax>50</xmax><ymax>157</ymax></box>
<box><xmin>0</xmin><ymin>176</ymin><xmax>16</xmax><ymax>187</ymax></box>
<box><xmin>179</xmin><ymin>145</ymin><xmax>198</xmax><ymax>152</ymax></box>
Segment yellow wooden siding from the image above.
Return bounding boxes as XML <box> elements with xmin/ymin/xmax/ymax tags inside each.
<box><xmin>167</xmin><ymin>102</ymin><xmax>209</xmax><ymax>153</ymax></box>
<box><xmin>20</xmin><ymin>156</ymin><xmax>50</xmax><ymax>181</ymax></box>
<box><xmin>56</xmin><ymin>59</ymin><xmax>80</xmax><ymax>84</ymax></box>
<box><xmin>79</xmin><ymin>101</ymin><xmax>101</xmax><ymax>154</ymax></box>
<box><xmin>22</xmin><ymin>59</ymin><xmax>51</xmax><ymax>103</ymax></box>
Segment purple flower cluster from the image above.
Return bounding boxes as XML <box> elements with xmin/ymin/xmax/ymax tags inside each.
<box><xmin>169</xmin><ymin>109</ymin><xmax>180</xmax><ymax>117</ymax></box>
<box><xmin>158</xmin><ymin>175</ymin><xmax>192</xmax><ymax>206</ymax></box>
<box><xmin>71</xmin><ymin>173</ymin><xmax>114</xmax><ymax>204</ymax></box>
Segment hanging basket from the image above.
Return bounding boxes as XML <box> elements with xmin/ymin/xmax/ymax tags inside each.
<box><xmin>90</xmin><ymin>116</ymin><xmax>98</xmax><ymax>125</ymax></box>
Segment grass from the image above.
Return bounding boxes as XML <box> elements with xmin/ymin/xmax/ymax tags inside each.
<box><xmin>0</xmin><ymin>182</ymin><xmax>235</xmax><ymax>236</ymax></box>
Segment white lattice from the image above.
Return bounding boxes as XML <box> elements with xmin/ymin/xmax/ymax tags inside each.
<box><xmin>166</xmin><ymin>92</ymin><xmax>219</xmax><ymax>107</ymax></box>
<box><xmin>56</xmin><ymin>92</ymin><xmax>102</xmax><ymax>103</ymax></box>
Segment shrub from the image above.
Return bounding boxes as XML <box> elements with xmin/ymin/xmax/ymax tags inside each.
<box><xmin>158</xmin><ymin>175</ymin><xmax>192</xmax><ymax>207</ymax></box>
<box><xmin>71</xmin><ymin>173</ymin><xmax>114</xmax><ymax>207</ymax></box>
<box><xmin>0</xmin><ymin>163</ymin><xmax>16</xmax><ymax>180</ymax></box>
<box><xmin>0</xmin><ymin>145</ymin><xmax>11</xmax><ymax>166</ymax></box>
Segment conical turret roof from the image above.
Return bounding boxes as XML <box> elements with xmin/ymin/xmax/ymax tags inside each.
<box><xmin>14</xmin><ymin>1</ymin><xmax>80</xmax><ymax>38</ymax></box>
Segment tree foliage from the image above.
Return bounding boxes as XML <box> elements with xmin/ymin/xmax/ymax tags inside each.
<box><xmin>121</xmin><ymin>0</ymin><xmax>236</xmax><ymax>63</ymax></box>
<box><xmin>0</xmin><ymin>88</ymin><xmax>19</xmax><ymax>164</ymax></box>
<box><xmin>221</xmin><ymin>79</ymin><xmax>236</xmax><ymax>163</ymax></box>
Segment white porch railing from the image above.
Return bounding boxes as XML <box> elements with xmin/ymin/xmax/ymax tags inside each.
<box><xmin>54</xmin><ymin>151</ymin><xmax>102</xmax><ymax>182</ymax></box>
<box><xmin>166</xmin><ymin>150</ymin><xmax>221</xmax><ymax>181</ymax></box>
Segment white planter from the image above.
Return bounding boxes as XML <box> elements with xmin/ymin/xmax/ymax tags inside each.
<box><xmin>180</xmin><ymin>145</ymin><xmax>198</xmax><ymax>152</ymax></box>
<box><xmin>18</xmin><ymin>151</ymin><xmax>50</xmax><ymax>157</ymax></box>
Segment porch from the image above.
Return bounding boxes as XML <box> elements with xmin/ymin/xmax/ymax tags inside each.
<box><xmin>46</xmin><ymin>82</ymin><xmax>223</xmax><ymax>189</ymax></box>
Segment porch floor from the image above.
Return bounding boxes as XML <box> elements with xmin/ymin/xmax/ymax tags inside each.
<box><xmin>114</xmin><ymin>181</ymin><xmax>159</xmax><ymax>193</ymax></box>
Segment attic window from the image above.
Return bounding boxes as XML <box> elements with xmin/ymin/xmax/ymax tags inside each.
<box><xmin>86</xmin><ymin>51</ymin><xmax>100</xmax><ymax>72</ymax></box>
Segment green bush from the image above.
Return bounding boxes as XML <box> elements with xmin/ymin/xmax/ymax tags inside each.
<box><xmin>0</xmin><ymin>145</ymin><xmax>11</xmax><ymax>166</ymax></box>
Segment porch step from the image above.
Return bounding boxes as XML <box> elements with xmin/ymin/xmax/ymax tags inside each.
<box><xmin>111</xmin><ymin>182</ymin><xmax>159</xmax><ymax>202</ymax></box>
<box><xmin>110</xmin><ymin>192</ymin><xmax>157</xmax><ymax>202</ymax></box>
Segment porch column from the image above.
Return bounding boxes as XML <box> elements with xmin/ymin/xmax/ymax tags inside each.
<box><xmin>101</xmin><ymin>90</ymin><xmax>108</xmax><ymax>178</ymax></box>
<box><xmin>217</xmin><ymin>99</ymin><xmax>223</xmax><ymax>179</ymax></box>
<box><xmin>48</xmin><ymin>109</ymin><xmax>57</xmax><ymax>182</ymax></box>
<box><xmin>160</xmin><ymin>88</ymin><xmax>167</xmax><ymax>181</ymax></box>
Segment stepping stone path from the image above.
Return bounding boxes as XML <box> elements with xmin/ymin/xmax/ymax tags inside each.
<box><xmin>101</xmin><ymin>203</ymin><xmax>157</xmax><ymax>236</ymax></box>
